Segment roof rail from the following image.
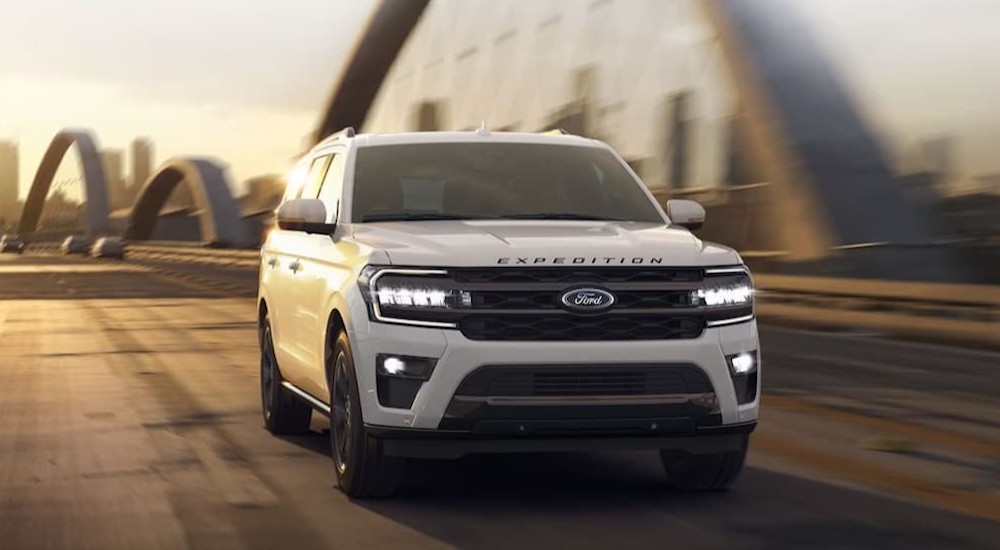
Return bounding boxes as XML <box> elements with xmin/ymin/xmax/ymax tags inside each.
<box><xmin>541</xmin><ymin>128</ymin><xmax>568</xmax><ymax>136</ymax></box>
<box><xmin>333</xmin><ymin>126</ymin><xmax>356</xmax><ymax>139</ymax></box>
<box><xmin>322</xmin><ymin>127</ymin><xmax>356</xmax><ymax>143</ymax></box>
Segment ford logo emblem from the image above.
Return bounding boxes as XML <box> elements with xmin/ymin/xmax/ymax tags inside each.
<box><xmin>560</xmin><ymin>288</ymin><xmax>616</xmax><ymax>312</ymax></box>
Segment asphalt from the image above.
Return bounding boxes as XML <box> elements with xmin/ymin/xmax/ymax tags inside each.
<box><xmin>1</xmin><ymin>252</ymin><xmax>998</xmax><ymax>549</ymax></box>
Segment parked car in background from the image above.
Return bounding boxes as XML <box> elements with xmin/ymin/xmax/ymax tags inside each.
<box><xmin>61</xmin><ymin>235</ymin><xmax>92</xmax><ymax>255</ymax></box>
<box><xmin>91</xmin><ymin>237</ymin><xmax>126</xmax><ymax>259</ymax></box>
<box><xmin>0</xmin><ymin>234</ymin><xmax>25</xmax><ymax>254</ymax></box>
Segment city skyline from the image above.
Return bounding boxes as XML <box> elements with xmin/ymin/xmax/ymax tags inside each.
<box><xmin>0</xmin><ymin>0</ymin><xmax>375</xmax><ymax>202</ymax></box>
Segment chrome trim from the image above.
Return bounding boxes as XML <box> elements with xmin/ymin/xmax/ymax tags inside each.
<box><xmin>705</xmin><ymin>266</ymin><xmax>749</xmax><ymax>275</ymax></box>
<box><xmin>706</xmin><ymin>314</ymin><xmax>755</xmax><ymax>327</ymax></box>
<box><xmin>559</xmin><ymin>287</ymin><xmax>616</xmax><ymax>312</ymax></box>
<box><xmin>281</xmin><ymin>381</ymin><xmax>331</xmax><ymax>415</ymax></box>
<box><xmin>367</xmin><ymin>267</ymin><xmax>457</xmax><ymax>328</ymax></box>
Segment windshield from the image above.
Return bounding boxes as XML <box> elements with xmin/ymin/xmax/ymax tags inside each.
<box><xmin>350</xmin><ymin>142</ymin><xmax>665</xmax><ymax>223</ymax></box>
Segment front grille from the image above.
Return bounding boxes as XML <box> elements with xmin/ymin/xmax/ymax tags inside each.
<box><xmin>459</xmin><ymin>314</ymin><xmax>703</xmax><ymax>341</ymax></box>
<box><xmin>373</xmin><ymin>266</ymin><xmax>750</xmax><ymax>341</ymax></box>
<box><xmin>473</xmin><ymin>289</ymin><xmax>693</xmax><ymax>310</ymax></box>
<box><xmin>450</xmin><ymin>267</ymin><xmax>702</xmax><ymax>284</ymax></box>
<box><xmin>455</xmin><ymin>364</ymin><xmax>714</xmax><ymax>398</ymax></box>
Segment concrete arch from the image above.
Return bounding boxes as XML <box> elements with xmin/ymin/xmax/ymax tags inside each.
<box><xmin>313</xmin><ymin>0</ymin><xmax>429</xmax><ymax>143</ymax></box>
<box><xmin>125</xmin><ymin>158</ymin><xmax>250</xmax><ymax>247</ymax></box>
<box><xmin>18</xmin><ymin>129</ymin><xmax>112</xmax><ymax>236</ymax></box>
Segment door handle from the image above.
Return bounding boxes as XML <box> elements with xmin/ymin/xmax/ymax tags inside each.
<box><xmin>267</xmin><ymin>258</ymin><xmax>278</xmax><ymax>268</ymax></box>
<box><xmin>288</xmin><ymin>260</ymin><xmax>302</xmax><ymax>273</ymax></box>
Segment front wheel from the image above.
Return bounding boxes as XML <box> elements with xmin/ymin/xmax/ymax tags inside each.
<box><xmin>259</xmin><ymin>314</ymin><xmax>312</xmax><ymax>434</ymax></box>
<box><xmin>329</xmin><ymin>330</ymin><xmax>402</xmax><ymax>498</ymax></box>
<box><xmin>660</xmin><ymin>435</ymin><xmax>749</xmax><ymax>491</ymax></box>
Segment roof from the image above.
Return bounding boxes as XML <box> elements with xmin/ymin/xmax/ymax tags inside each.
<box><xmin>314</xmin><ymin>130</ymin><xmax>602</xmax><ymax>151</ymax></box>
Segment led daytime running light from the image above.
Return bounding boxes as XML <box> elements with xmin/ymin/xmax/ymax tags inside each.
<box><xmin>377</xmin><ymin>287</ymin><xmax>452</xmax><ymax>308</ymax></box>
<box><xmin>697</xmin><ymin>284</ymin><xmax>753</xmax><ymax>306</ymax></box>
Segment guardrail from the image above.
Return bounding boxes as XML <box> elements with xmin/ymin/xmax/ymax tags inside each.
<box><xmin>754</xmin><ymin>274</ymin><xmax>998</xmax><ymax>348</ymax></box>
<box><xmin>126</xmin><ymin>244</ymin><xmax>260</xmax><ymax>268</ymax></box>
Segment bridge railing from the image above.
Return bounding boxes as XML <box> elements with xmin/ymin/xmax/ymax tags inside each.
<box><xmin>126</xmin><ymin>243</ymin><xmax>260</xmax><ymax>268</ymax></box>
<box><xmin>755</xmin><ymin>274</ymin><xmax>998</xmax><ymax>347</ymax></box>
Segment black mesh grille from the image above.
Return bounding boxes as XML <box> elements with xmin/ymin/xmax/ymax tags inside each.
<box><xmin>473</xmin><ymin>289</ymin><xmax>693</xmax><ymax>310</ymax></box>
<box><xmin>450</xmin><ymin>267</ymin><xmax>702</xmax><ymax>284</ymax></box>
<box><xmin>455</xmin><ymin>364</ymin><xmax>713</xmax><ymax>397</ymax></box>
<box><xmin>459</xmin><ymin>314</ymin><xmax>703</xmax><ymax>341</ymax></box>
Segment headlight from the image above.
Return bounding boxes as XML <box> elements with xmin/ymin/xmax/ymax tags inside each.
<box><xmin>378</xmin><ymin>287</ymin><xmax>451</xmax><ymax>308</ymax></box>
<box><xmin>695</xmin><ymin>267</ymin><xmax>755</xmax><ymax>327</ymax></box>
<box><xmin>696</xmin><ymin>282</ymin><xmax>753</xmax><ymax>306</ymax></box>
<box><xmin>359</xmin><ymin>266</ymin><xmax>470</xmax><ymax>327</ymax></box>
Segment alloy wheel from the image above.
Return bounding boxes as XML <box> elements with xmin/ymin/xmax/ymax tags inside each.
<box><xmin>331</xmin><ymin>351</ymin><xmax>352</xmax><ymax>474</ymax></box>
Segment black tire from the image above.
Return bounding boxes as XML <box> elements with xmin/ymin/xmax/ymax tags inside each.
<box><xmin>260</xmin><ymin>314</ymin><xmax>312</xmax><ymax>434</ymax></box>
<box><xmin>660</xmin><ymin>435</ymin><xmax>749</xmax><ymax>491</ymax></box>
<box><xmin>329</xmin><ymin>330</ymin><xmax>402</xmax><ymax>498</ymax></box>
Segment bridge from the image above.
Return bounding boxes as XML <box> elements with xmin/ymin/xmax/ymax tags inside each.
<box><xmin>0</xmin><ymin>1</ymin><xmax>998</xmax><ymax>548</ymax></box>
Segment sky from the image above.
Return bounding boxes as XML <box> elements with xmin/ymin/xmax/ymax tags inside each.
<box><xmin>1</xmin><ymin>0</ymin><xmax>999</xmax><ymax>200</ymax></box>
<box><xmin>0</xmin><ymin>0</ymin><xmax>375</xmax><ymax>198</ymax></box>
<box><xmin>794</xmin><ymin>0</ymin><xmax>1000</xmax><ymax>179</ymax></box>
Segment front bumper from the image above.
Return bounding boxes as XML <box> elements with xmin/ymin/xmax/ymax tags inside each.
<box><xmin>369</xmin><ymin>421</ymin><xmax>756</xmax><ymax>459</ymax></box>
<box><xmin>349</xmin><ymin>308</ymin><xmax>761</xmax><ymax>434</ymax></box>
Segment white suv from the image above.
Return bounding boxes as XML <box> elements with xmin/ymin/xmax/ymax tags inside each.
<box><xmin>258</xmin><ymin>128</ymin><xmax>760</xmax><ymax>497</ymax></box>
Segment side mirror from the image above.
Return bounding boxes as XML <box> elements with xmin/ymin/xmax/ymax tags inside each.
<box><xmin>666</xmin><ymin>199</ymin><xmax>706</xmax><ymax>230</ymax></box>
<box><xmin>276</xmin><ymin>199</ymin><xmax>335</xmax><ymax>234</ymax></box>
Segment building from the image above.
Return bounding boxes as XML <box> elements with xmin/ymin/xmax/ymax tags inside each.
<box><xmin>363</xmin><ymin>0</ymin><xmax>736</xmax><ymax>190</ymax></box>
<box><xmin>129</xmin><ymin>138</ymin><xmax>154</xmax><ymax>204</ymax></box>
<box><xmin>100</xmin><ymin>149</ymin><xmax>127</xmax><ymax>211</ymax></box>
<box><xmin>0</xmin><ymin>141</ymin><xmax>18</xmax><ymax>229</ymax></box>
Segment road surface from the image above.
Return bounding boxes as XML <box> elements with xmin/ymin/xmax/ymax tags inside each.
<box><xmin>1</xmin><ymin>253</ymin><xmax>998</xmax><ymax>549</ymax></box>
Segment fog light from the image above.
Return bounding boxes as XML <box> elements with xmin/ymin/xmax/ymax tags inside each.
<box><xmin>376</xmin><ymin>354</ymin><xmax>437</xmax><ymax>409</ymax></box>
<box><xmin>376</xmin><ymin>354</ymin><xmax>437</xmax><ymax>380</ymax></box>
<box><xmin>382</xmin><ymin>357</ymin><xmax>406</xmax><ymax>375</ymax></box>
<box><xmin>727</xmin><ymin>351</ymin><xmax>757</xmax><ymax>375</ymax></box>
<box><xmin>726</xmin><ymin>351</ymin><xmax>758</xmax><ymax>405</ymax></box>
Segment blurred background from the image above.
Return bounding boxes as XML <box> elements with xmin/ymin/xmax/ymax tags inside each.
<box><xmin>1</xmin><ymin>0</ymin><xmax>997</xmax><ymax>284</ymax></box>
<box><xmin>0</xmin><ymin>1</ymin><xmax>998</xmax><ymax>548</ymax></box>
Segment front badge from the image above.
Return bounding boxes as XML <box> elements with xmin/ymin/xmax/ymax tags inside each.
<box><xmin>560</xmin><ymin>288</ymin><xmax>616</xmax><ymax>313</ymax></box>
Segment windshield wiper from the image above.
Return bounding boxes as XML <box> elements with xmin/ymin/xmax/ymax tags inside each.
<box><xmin>361</xmin><ymin>212</ymin><xmax>497</xmax><ymax>222</ymax></box>
<box><xmin>500</xmin><ymin>212</ymin><xmax>623</xmax><ymax>221</ymax></box>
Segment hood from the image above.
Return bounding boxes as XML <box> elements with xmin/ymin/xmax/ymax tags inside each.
<box><xmin>350</xmin><ymin>220</ymin><xmax>741</xmax><ymax>267</ymax></box>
